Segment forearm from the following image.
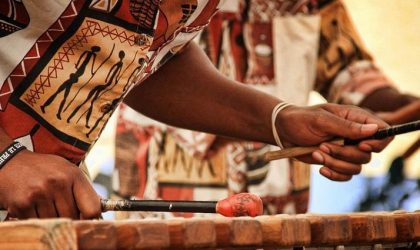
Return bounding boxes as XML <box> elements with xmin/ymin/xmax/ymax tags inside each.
<box><xmin>359</xmin><ymin>87</ymin><xmax>418</xmax><ymax>112</ymax></box>
<box><xmin>124</xmin><ymin>42</ymin><xmax>280</xmax><ymax>145</ymax></box>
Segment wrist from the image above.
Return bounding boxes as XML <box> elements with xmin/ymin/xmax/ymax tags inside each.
<box><xmin>271</xmin><ymin>102</ymin><xmax>295</xmax><ymax>148</ymax></box>
<box><xmin>0</xmin><ymin>142</ymin><xmax>27</xmax><ymax>170</ymax></box>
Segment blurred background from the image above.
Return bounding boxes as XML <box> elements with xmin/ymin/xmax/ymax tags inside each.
<box><xmin>309</xmin><ymin>0</ymin><xmax>420</xmax><ymax>213</ymax></box>
<box><xmin>86</xmin><ymin>0</ymin><xmax>420</xmax><ymax>216</ymax></box>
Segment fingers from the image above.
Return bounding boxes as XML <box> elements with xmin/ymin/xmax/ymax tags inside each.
<box><xmin>327</xmin><ymin>105</ymin><xmax>393</xmax><ymax>153</ymax></box>
<box><xmin>359</xmin><ymin>137</ymin><xmax>393</xmax><ymax>153</ymax></box>
<box><xmin>319</xmin><ymin>104</ymin><xmax>392</xmax><ymax>140</ymax></box>
<box><xmin>0</xmin><ymin>152</ymin><xmax>102</xmax><ymax>220</ymax></box>
<box><xmin>320</xmin><ymin>143</ymin><xmax>371</xmax><ymax>164</ymax></box>
<box><xmin>319</xmin><ymin>166</ymin><xmax>353</xmax><ymax>182</ymax></box>
<box><xmin>7</xmin><ymin>203</ymin><xmax>37</xmax><ymax>219</ymax></box>
<box><xmin>344</xmin><ymin>106</ymin><xmax>389</xmax><ymax>129</ymax></box>
<box><xmin>316</xmin><ymin>111</ymin><xmax>380</xmax><ymax>140</ymax></box>
<box><xmin>73</xmin><ymin>172</ymin><xmax>102</xmax><ymax>219</ymax></box>
<box><xmin>312</xmin><ymin>140</ymin><xmax>385</xmax><ymax>181</ymax></box>
<box><xmin>54</xmin><ymin>187</ymin><xmax>79</xmax><ymax>219</ymax></box>
<box><xmin>7</xmin><ymin>192</ymin><xmax>58</xmax><ymax>219</ymax></box>
<box><xmin>312</xmin><ymin>150</ymin><xmax>363</xmax><ymax>182</ymax></box>
<box><xmin>36</xmin><ymin>199</ymin><xmax>58</xmax><ymax>218</ymax></box>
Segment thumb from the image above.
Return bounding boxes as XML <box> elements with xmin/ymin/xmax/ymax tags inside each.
<box><xmin>321</xmin><ymin>113</ymin><xmax>379</xmax><ymax>140</ymax></box>
<box><xmin>73</xmin><ymin>173</ymin><xmax>102</xmax><ymax>219</ymax></box>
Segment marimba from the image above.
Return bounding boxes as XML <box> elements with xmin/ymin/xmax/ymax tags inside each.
<box><xmin>0</xmin><ymin>211</ymin><xmax>419</xmax><ymax>249</ymax></box>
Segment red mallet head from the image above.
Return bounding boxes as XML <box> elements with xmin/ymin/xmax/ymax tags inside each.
<box><xmin>216</xmin><ymin>193</ymin><xmax>263</xmax><ymax>217</ymax></box>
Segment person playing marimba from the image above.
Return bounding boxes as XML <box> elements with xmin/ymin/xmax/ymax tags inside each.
<box><xmin>0</xmin><ymin>0</ymin><xmax>396</xmax><ymax>220</ymax></box>
<box><xmin>113</xmin><ymin>0</ymin><xmax>419</xmax><ymax>218</ymax></box>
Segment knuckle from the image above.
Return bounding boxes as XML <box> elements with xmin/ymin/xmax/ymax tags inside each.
<box><xmin>322</xmin><ymin>155</ymin><xmax>335</xmax><ymax>168</ymax></box>
<box><xmin>330</xmin><ymin>173</ymin><xmax>342</xmax><ymax>181</ymax></box>
<box><xmin>82</xmin><ymin>199</ymin><xmax>102</xmax><ymax>219</ymax></box>
<box><xmin>27</xmin><ymin>185</ymin><xmax>47</xmax><ymax>201</ymax></box>
<box><xmin>46</xmin><ymin>175</ymin><xmax>67</xmax><ymax>189</ymax></box>
<box><xmin>371</xmin><ymin>144</ymin><xmax>383</xmax><ymax>153</ymax></box>
<box><xmin>82</xmin><ymin>209</ymin><xmax>101</xmax><ymax>219</ymax></box>
<box><xmin>360</xmin><ymin>153</ymin><xmax>371</xmax><ymax>164</ymax></box>
<box><xmin>365</xmin><ymin>154</ymin><xmax>372</xmax><ymax>163</ymax></box>
<box><xmin>12</xmin><ymin>199</ymin><xmax>31</xmax><ymax>211</ymax></box>
<box><xmin>313</xmin><ymin>114</ymin><xmax>325</xmax><ymax>128</ymax></box>
<box><xmin>329</xmin><ymin>146</ymin><xmax>341</xmax><ymax>158</ymax></box>
<box><xmin>338</xmin><ymin>105</ymin><xmax>351</xmax><ymax>117</ymax></box>
<box><xmin>347</xmin><ymin>121</ymin><xmax>360</xmax><ymax>133</ymax></box>
<box><xmin>51</xmin><ymin>155</ymin><xmax>75</xmax><ymax>169</ymax></box>
<box><xmin>354</xmin><ymin>165</ymin><xmax>362</xmax><ymax>175</ymax></box>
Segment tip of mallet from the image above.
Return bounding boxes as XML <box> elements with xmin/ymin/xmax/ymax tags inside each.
<box><xmin>216</xmin><ymin>193</ymin><xmax>263</xmax><ymax>217</ymax></box>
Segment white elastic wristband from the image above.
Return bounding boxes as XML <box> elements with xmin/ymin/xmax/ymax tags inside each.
<box><xmin>271</xmin><ymin>102</ymin><xmax>292</xmax><ymax>149</ymax></box>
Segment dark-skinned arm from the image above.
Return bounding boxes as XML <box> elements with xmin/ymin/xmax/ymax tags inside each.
<box><xmin>124</xmin><ymin>42</ymin><xmax>392</xmax><ymax>181</ymax></box>
<box><xmin>360</xmin><ymin>87</ymin><xmax>419</xmax><ymax>124</ymax></box>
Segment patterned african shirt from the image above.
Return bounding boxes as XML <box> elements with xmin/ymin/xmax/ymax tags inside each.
<box><xmin>0</xmin><ymin>0</ymin><xmax>222</xmax><ymax>164</ymax></box>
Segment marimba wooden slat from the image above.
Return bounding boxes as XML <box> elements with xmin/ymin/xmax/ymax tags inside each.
<box><xmin>230</xmin><ymin>217</ymin><xmax>263</xmax><ymax>247</ymax></box>
<box><xmin>116</xmin><ymin>220</ymin><xmax>170</xmax><ymax>249</ymax></box>
<box><xmin>392</xmin><ymin>211</ymin><xmax>420</xmax><ymax>243</ymax></box>
<box><xmin>75</xmin><ymin>221</ymin><xmax>117</xmax><ymax>250</ymax></box>
<box><xmin>214</xmin><ymin>217</ymin><xmax>232</xmax><ymax>248</ymax></box>
<box><xmin>185</xmin><ymin>218</ymin><xmax>216</xmax><ymax>248</ymax></box>
<box><xmin>348</xmin><ymin>213</ymin><xmax>375</xmax><ymax>245</ymax></box>
<box><xmin>0</xmin><ymin>219</ymin><xmax>76</xmax><ymax>250</ymax></box>
<box><xmin>167</xmin><ymin>218</ymin><xmax>186</xmax><ymax>249</ymax></box>
<box><xmin>370</xmin><ymin>212</ymin><xmax>397</xmax><ymax>243</ymax></box>
<box><xmin>257</xmin><ymin>215</ymin><xmax>311</xmax><ymax>247</ymax></box>
<box><xmin>305</xmin><ymin>214</ymin><xmax>352</xmax><ymax>246</ymax></box>
<box><xmin>413</xmin><ymin>212</ymin><xmax>420</xmax><ymax>240</ymax></box>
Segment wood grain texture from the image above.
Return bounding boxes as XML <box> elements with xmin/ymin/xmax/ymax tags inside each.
<box><xmin>74</xmin><ymin>221</ymin><xmax>117</xmax><ymax>250</ymax></box>
<box><xmin>257</xmin><ymin>214</ymin><xmax>311</xmax><ymax>247</ymax></box>
<box><xmin>370</xmin><ymin>212</ymin><xmax>397</xmax><ymax>243</ymax></box>
<box><xmin>230</xmin><ymin>217</ymin><xmax>263</xmax><ymax>247</ymax></box>
<box><xmin>0</xmin><ymin>219</ymin><xmax>76</xmax><ymax>250</ymax></box>
<box><xmin>304</xmin><ymin>214</ymin><xmax>352</xmax><ymax>246</ymax></box>
<box><xmin>116</xmin><ymin>220</ymin><xmax>170</xmax><ymax>249</ymax></box>
<box><xmin>1</xmin><ymin>212</ymin><xmax>419</xmax><ymax>249</ymax></box>
<box><xmin>185</xmin><ymin>218</ymin><xmax>216</xmax><ymax>248</ymax></box>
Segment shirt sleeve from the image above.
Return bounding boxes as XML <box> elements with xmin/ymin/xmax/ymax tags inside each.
<box><xmin>315</xmin><ymin>0</ymin><xmax>394</xmax><ymax>105</ymax></box>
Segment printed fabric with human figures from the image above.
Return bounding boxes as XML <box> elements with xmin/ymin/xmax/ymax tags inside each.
<box><xmin>0</xmin><ymin>0</ymin><xmax>223</xmax><ymax>163</ymax></box>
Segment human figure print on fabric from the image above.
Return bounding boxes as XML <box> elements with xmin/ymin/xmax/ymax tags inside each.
<box><xmin>0</xmin><ymin>0</ymin><xmax>223</xmax><ymax>163</ymax></box>
<box><xmin>67</xmin><ymin>50</ymin><xmax>125</xmax><ymax>129</ymax></box>
<box><xmin>40</xmin><ymin>46</ymin><xmax>101</xmax><ymax>119</ymax></box>
<box><xmin>123</xmin><ymin>58</ymin><xmax>147</xmax><ymax>92</ymax></box>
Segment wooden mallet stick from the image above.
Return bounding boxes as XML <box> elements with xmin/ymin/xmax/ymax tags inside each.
<box><xmin>101</xmin><ymin>193</ymin><xmax>263</xmax><ymax>217</ymax></box>
<box><xmin>264</xmin><ymin>120</ymin><xmax>420</xmax><ymax>161</ymax></box>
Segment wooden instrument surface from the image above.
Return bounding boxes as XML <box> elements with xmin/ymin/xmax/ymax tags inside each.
<box><xmin>0</xmin><ymin>211</ymin><xmax>419</xmax><ymax>249</ymax></box>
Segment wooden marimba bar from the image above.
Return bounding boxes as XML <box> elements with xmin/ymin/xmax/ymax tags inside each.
<box><xmin>0</xmin><ymin>211</ymin><xmax>419</xmax><ymax>249</ymax></box>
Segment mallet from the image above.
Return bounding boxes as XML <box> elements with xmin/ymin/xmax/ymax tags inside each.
<box><xmin>264</xmin><ymin>120</ymin><xmax>420</xmax><ymax>161</ymax></box>
<box><xmin>101</xmin><ymin>193</ymin><xmax>263</xmax><ymax>217</ymax></box>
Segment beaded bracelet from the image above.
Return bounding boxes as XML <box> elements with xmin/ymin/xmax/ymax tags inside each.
<box><xmin>0</xmin><ymin>141</ymin><xmax>26</xmax><ymax>170</ymax></box>
<box><xmin>271</xmin><ymin>102</ymin><xmax>292</xmax><ymax>149</ymax></box>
